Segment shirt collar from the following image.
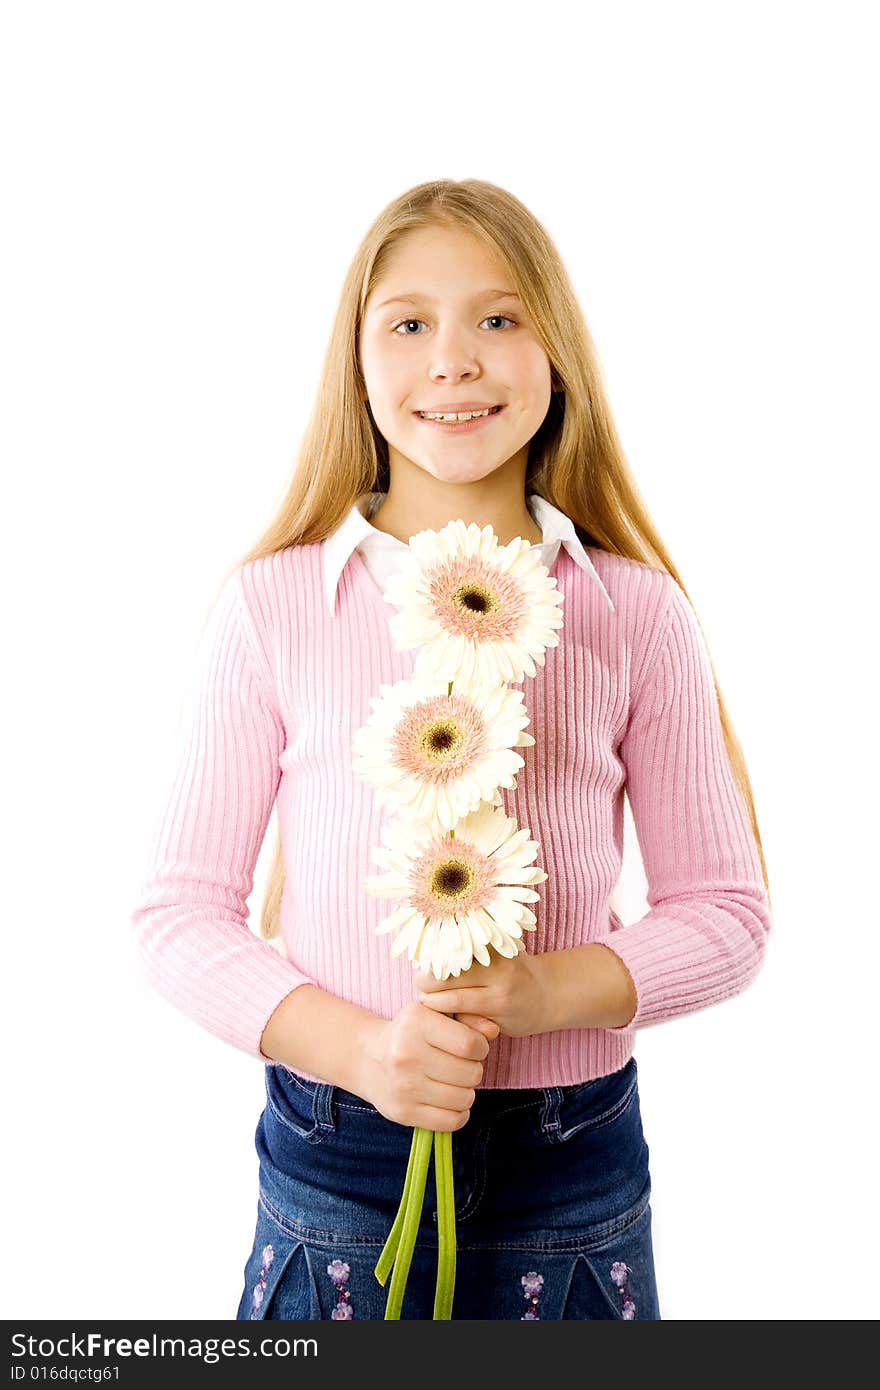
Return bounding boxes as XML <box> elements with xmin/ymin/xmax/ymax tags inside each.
<box><xmin>323</xmin><ymin>491</ymin><xmax>615</xmax><ymax>616</ymax></box>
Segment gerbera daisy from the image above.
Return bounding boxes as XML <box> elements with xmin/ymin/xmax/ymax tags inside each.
<box><xmin>381</xmin><ymin>519</ymin><xmax>565</xmax><ymax>688</ymax></box>
<box><xmin>351</xmin><ymin>670</ymin><xmax>536</xmax><ymax>831</ymax></box>
<box><xmin>362</xmin><ymin>801</ymin><xmax>548</xmax><ymax>981</ymax></box>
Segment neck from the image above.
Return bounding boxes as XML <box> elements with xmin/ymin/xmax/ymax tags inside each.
<box><xmin>368</xmin><ymin>457</ymin><xmax>543</xmax><ymax>548</ymax></box>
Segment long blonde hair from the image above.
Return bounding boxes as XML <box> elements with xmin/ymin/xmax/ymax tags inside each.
<box><xmin>218</xmin><ymin>178</ymin><xmax>771</xmax><ymax>938</ymax></box>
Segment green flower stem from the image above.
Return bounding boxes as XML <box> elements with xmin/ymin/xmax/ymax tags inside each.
<box><xmin>432</xmin><ymin>1129</ymin><xmax>457</xmax><ymax>1319</ymax></box>
<box><xmin>381</xmin><ymin>1126</ymin><xmax>434</xmax><ymax>1319</ymax></box>
<box><xmin>374</xmin><ymin>1126</ymin><xmax>422</xmax><ymax>1286</ymax></box>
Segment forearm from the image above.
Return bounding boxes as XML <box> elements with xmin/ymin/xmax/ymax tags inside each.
<box><xmin>259</xmin><ymin>984</ymin><xmax>385</xmax><ymax>1097</ymax></box>
<box><xmin>538</xmin><ymin>944</ymin><xmax>638</xmax><ymax>1031</ymax></box>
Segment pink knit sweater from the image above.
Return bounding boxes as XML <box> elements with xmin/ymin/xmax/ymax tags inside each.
<box><xmin>130</xmin><ymin>540</ymin><xmax>771</xmax><ymax>1088</ymax></box>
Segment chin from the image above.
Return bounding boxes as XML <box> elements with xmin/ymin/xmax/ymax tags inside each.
<box><xmin>421</xmin><ymin>462</ymin><xmax>506</xmax><ymax>486</ymax></box>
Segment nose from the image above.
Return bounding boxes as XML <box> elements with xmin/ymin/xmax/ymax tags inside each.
<box><xmin>428</xmin><ymin>323</ymin><xmax>481</xmax><ymax>382</ymax></box>
<box><xmin>429</xmin><ymin>356</ymin><xmax>479</xmax><ymax>383</ymax></box>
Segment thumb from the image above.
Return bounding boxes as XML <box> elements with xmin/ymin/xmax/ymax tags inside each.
<box><xmin>457</xmin><ymin>1013</ymin><xmax>501</xmax><ymax>1040</ymax></box>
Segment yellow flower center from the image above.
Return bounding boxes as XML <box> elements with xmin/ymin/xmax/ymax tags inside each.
<box><xmin>420</xmin><ymin>718</ymin><xmax>463</xmax><ymax>760</ymax></box>
<box><xmin>429</xmin><ymin>859</ymin><xmax>475</xmax><ymax>901</ymax></box>
<box><xmin>453</xmin><ymin>581</ymin><xmax>498</xmax><ymax>617</ymax></box>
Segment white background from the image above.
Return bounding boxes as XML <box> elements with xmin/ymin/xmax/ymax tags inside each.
<box><xmin>2</xmin><ymin>0</ymin><xmax>877</xmax><ymax>1322</ymax></box>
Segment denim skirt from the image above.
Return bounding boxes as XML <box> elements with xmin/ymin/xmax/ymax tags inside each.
<box><xmin>235</xmin><ymin>1053</ymin><xmax>660</xmax><ymax>1320</ymax></box>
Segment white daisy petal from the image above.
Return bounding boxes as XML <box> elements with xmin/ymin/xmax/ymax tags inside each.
<box><xmin>373</xmin><ymin>903</ymin><xmax>415</xmax><ymax>937</ymax></box>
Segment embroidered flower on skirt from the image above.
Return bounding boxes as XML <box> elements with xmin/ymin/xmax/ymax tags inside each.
<box><xmin>520</xmin><ymin>1270</ymin><xmax>545</xmax><ymax>1319</ymax></box>
<box><xmin>610</xmin><ymin>1260</ymin><xmax>636</xmax><ymax>1319</ymax></box>
<box><xmin>250</xmin><ymin>1244</ymin><xmax>275</xmax><ymax>1318</ymax></box>
<box><xmin>328</xmin><ymin>1257</ymin><xmax>354</xmax><ymax>1319</ymax></box>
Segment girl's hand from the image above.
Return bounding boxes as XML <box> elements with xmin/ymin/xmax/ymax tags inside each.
<box><xmin>415</xmin><ymin>947</ymin><xmax>548</xmax><ymax>1040</ymax></box>
<box><xmin>361</xmin><ymin>1003</ymin><xmax>497</xmax><ymax>1131</ymax></box>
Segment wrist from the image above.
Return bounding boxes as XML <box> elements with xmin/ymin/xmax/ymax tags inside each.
<box><xmin>538</xmin><ymin>944</ymin><xmax>638</xmax><ymax>1032</ymax></box>
<box><xmin>350</xmin><ymin>1013</ymin><xmax>387</xmax><ymax>1102</ymax></box>
<box><xmin>260</xmin><ymin>984</ymin><xmax>388</xmax><ymax>1097</ymax></box>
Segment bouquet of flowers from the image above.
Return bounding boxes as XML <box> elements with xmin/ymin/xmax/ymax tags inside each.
<box><xmin>350</xmin><ymin>518</ymin><xmax>565</xmax><ymax>1319</ymax></box>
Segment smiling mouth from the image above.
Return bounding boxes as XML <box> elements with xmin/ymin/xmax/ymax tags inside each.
<box><xmin>413</xmin><ymin>405</ymin><xmax>505</xmax><ymax>428</ymax></box>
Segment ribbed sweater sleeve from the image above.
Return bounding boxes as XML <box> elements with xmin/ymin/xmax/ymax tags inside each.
<box><xmin>596</xmin><ymin>573</ymin><xmax>771</xmax><ymax>1030</ymax></box>
<box><xmin>130</xmin><ymin>566</ymin><xmax>316</xmax><ymax>1062</ymax></box>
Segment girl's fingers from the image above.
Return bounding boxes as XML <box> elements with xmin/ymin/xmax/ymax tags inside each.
<box><xmin>455</xmin><ymin>1012</ymin><xmax>500</xmax><ymax>1038</ymax></box>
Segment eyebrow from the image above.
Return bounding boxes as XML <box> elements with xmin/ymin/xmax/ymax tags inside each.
<box><xmin>374</xmin><ymin>289</ymin><xmax>522</xmax><ymax>310</ymax></box>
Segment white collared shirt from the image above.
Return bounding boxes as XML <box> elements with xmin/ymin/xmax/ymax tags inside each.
<box><xmin>323</xmin><ymin>491</ymin><xmax>615</xmax><ymax>617</ymax></box>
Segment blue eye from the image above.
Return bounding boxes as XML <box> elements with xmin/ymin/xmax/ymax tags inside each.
<box><xmin>392</xmin><ymin>314</ymin><xmax>516</xmax><ymax>335</ymax></box>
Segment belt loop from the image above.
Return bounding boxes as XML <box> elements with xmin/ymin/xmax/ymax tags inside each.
<box><xmin>540</xmin><ymin>1086</ymin><xmax>564</xmax><ymax>1139</ymax></box>
<box><xmin>313</xmin><ymin>1082</ymin><xmax>337</xmax><ymax>1134</ymax></box>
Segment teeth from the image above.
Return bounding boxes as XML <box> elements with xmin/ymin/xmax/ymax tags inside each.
<box><xmin>418</xmin><ymin>407</ymin><xmax>495</xmax><ymax>422</ymax></box>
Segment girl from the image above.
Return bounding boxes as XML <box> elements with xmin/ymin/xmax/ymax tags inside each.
<box><xmin>131</xmin><ymin>178</ymin><xmax>772</xmax><ymax>1321</ymax></box>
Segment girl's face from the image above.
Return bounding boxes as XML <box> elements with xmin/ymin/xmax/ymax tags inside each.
<box><xmin>359</xmin><ymin>224</ymin><xmax>553</xmax><ymax>487</ymax></box>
